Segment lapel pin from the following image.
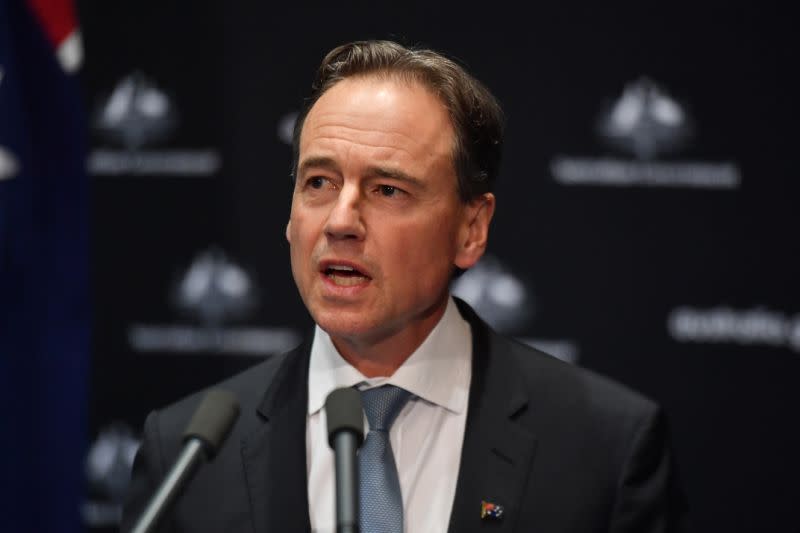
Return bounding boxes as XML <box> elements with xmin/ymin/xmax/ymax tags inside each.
<box><xmin>481</xmin><ymin>500</ymin><xmax>504</xmax><ymax>520</ymax></box>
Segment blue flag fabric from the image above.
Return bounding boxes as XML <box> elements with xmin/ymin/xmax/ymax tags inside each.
<box><xmin>0</xmin><ymin>0</ymin><xmax>90</xmax><ymax>531</ymax></box>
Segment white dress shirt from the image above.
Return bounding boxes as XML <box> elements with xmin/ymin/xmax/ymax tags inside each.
<box><xmin>306</xmin><ymin>297</ymin><xmax>472</xmax><ymax>533</ymax></box>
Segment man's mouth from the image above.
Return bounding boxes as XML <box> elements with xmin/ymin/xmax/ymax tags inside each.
<box><xmin>322</xmin><ymin>264</ymin><xmax>370</xmax><ymax>287</ymax></box>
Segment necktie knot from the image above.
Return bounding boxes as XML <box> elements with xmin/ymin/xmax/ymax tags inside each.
<box><xmin>360</xmin><ymin>385</ymin><xmax>412</xmax><ymax>432</ymax></box>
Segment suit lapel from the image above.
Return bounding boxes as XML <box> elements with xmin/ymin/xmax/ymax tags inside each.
<box><xmin>448</xmin><ymin>302</ymin><xmax>538</xmax><ymax>533</ymax></box>
<box><xmin>241</xmin><ymin>339</ymin><xmax>312</xmax><ymax>533</ymax></box>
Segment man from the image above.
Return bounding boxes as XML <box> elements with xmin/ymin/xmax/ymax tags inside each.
<box><xmin>122</xmin><ymin>40</ymin><xmax>686</xmax><ymax>532</ymax></box>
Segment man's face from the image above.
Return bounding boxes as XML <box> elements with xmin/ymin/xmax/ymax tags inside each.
<box><xmin>287</xmin><ymin>76</ymin><xmax>492</xmax><ymax>351</ymax></box>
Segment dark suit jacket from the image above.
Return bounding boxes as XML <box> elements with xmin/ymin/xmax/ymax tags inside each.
<box><xmin>122</xmin><ymin>301</ymin><xmax>687</xmax><ymax>532</ymax></box>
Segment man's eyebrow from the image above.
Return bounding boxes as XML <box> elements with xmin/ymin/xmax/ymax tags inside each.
<box><xmin>369</xmin><ymin>167</ymin><xmax>425</xmax><ymax>188</ymax></box>
<box><xmin>297</xmin><ymin>156</ymin><xmax>339</xmax><ymax>176</ymax></box>
<box><xmin>299</xmin><ymin>158</ymin><xmax>426</xmax><ymax>188</ymax></box>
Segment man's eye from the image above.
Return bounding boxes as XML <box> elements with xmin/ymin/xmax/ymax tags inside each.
<box><xmin>308</xmin><ymin>177</ymin><xmax>326</xmax><ymax>189</ymax></box>
<box><xmin>379</xmin><ymin>185</ymin><xmax>399</xmax><ymax>197</ymax></box>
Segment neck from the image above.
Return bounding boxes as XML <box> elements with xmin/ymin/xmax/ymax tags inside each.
<box><xmin>330</xmin><ymin>298</ymin><xmax>449</xmax><ymax>377</ymax></box>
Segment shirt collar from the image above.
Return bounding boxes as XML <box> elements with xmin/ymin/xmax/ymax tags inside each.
<box><xmin>307</xmin><ymin>296</ymin><xmax>472</xmax><ymax>416</ymax></box>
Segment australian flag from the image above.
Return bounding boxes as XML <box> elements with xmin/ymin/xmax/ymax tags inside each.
<box><xmin>0</xmin><ymin>0</ymin><xmax>89</xmax><ymax>531</ymax></box>
<box><xmin>481</xmin><ymin>500</ymin><xmax>505</xmax><ymax>520</ymax></box>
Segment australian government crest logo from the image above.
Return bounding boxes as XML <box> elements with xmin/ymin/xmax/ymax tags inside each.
<box><xmin>127</xmin><ymin>247</ymin><xmax>301</xmax><ymax>356</ymax></box>
<box><xmin>81</xmin><ymin>424</ymin><xmax>140</xmax><ymax>527</ymax></box>
<box><xmin>88</xmin><ymin>71</ymin><xmax>221</xmax><ymax>176</ymax></box>
<box><xmin>551</xmin><ymin>77</ymin><xmax>741</xmax><ymax>189</ymax></box>
<box><xmin>451</xmin><ymin>255</ymin><xmax>579</xmax><ymax>363</ymax></box>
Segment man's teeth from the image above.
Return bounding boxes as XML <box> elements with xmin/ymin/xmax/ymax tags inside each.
<box><xmin>329</xmin><ymin>273</ymin><xmax>366</xmax><ymax>286</ymax></box>
<box><xmin>325</xmin><ymin>265</ymin><xmax>367</xmax><ymax>286</ymax></box>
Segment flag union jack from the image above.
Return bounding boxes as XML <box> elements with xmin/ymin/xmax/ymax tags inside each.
<box><xmin>25</xmin><ymin>0</ymin><xmax>83</xmax><ymax>72</ymax></box>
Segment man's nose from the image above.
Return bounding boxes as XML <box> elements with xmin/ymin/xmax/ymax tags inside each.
<box><xmin>324</xmin><ymin>185</ymin><xmax>365</xmax><ymax>241</ymax></box>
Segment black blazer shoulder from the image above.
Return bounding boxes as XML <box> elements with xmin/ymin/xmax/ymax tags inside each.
<box><xmin>451</xmin><ymin>299</ymin><xmax>686</xmax><ymax>532</ymax></box>
<box><xmin>121</xmin><ymin>337</ymin><xmax>313</xmax><ymax>533</ymax></box>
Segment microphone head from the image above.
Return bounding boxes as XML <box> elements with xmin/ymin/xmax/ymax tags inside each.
<box><xmin>325</xmin><ymin>387</ymin><xmax>364</xmax><ymax>449</ymax></box>
<box><xmin>182</xmin><ymin>389</ymin><xmax>240</xmax><ymax>459</ymax></box>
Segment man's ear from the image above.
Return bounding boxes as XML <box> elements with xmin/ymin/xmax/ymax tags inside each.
<box><xmin>454</xmin><ymin>193</ymin><xmax>495</xmax><ymax>270</ymax></box>
<box><xmin>285</xmin><ymin>220</ymin><xmax>292</xmax><ymax>243</ymax></box>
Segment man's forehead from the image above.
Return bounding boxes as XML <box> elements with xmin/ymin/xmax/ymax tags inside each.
<box><xmin>313</xmin><ymin>76</ymin><xmax>440</xmax><ymax>114</ymax></box>
<box><xmin>299</xmin><ymin>76</ymin><xmax>456</xmax><ymax>166</ymax></box>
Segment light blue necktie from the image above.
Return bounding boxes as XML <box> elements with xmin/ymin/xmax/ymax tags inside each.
<box><xmin>358</xmin><ymin>385</ymin><xmax>412</xmax><ymax>533</ymax></box>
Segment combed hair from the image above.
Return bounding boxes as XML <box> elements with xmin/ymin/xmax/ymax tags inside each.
<box><xmin>291</xmin><ymin>40</ymin><xmax>504</xmax><ymax>202</ymax></box>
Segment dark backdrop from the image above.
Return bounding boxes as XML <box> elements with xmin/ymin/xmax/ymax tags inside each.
<box><xmin>78</xmin><ymin>2</ymin><xmax>798</xmax><ymax>532</ymax></box>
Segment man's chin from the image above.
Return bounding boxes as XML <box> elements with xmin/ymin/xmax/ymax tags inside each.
<box><xmin>315</xmin><ymin>314</ymin><xmax>378</xmax><ymax>341</ymax></box>
<box><xmin>311</xmin><ymin>306</ymin><xmax>393</xmax><ymax>343</ymax></box>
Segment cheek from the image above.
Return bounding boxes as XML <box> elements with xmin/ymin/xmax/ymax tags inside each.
<box><xmin>288</xmin><ymin>209</ymin><xmax>317</xmax><ymax>247</ymax></box>
<box><xmin>288</xmin><ymin>216</ymin><xmax>315</xmax><ymax>274</ymax></box>
<box><xmin>382</xmin><ymin>217</ymin><xmax>458</xmax><ymax>282</ymax></box>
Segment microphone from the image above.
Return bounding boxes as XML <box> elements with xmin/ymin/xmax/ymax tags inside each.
<box><xmin>131</xmin><ymin>389</ymin><xmax>240</xmax><ymax>533</ymax></box>
<box><xmin>326</xmin><ymin>387</ymin><xmax>365</xmax><ymax>533</ymax></box>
